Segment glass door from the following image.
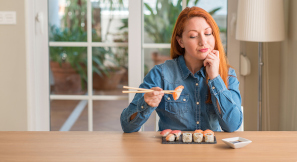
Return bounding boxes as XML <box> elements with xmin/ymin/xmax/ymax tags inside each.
<box><xmin>47</xmin><ymin>0</ymin><xmax>227</xmax><ymax>131</ymax></box>
<box><xmin>48</xmin><ymin>0</ymin><xmax>129</xmax><ymax>131</ymax></box>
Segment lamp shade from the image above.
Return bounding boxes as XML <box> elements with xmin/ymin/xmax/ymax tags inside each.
<box><xmin>236</xmin><ymin>0</ymin><xmax>285</xmax><ymax>42</ymax></box>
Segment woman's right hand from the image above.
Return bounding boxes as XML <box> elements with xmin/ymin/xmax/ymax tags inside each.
<box><xmin>144</xmin><ymin>87</ymin><xmax>164</xmax><ymax>107</ymax></box>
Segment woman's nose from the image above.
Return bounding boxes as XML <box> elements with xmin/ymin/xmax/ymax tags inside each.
<box><xmin>198</xmin><ymin>36</ymin><xmax>207</xmax><ymax>46</ymax></box>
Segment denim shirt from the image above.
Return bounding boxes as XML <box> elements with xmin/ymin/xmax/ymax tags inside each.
<box><xmin>120</xmin><ymin>55</ymin><xmax>242</xmax><ymax>133</ymax></box>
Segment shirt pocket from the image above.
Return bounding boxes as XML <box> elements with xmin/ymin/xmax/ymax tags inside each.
<box><xmin>164</xmin><ymin>94</ymin><xmax>189</xmax><ymax>115</ymax></box>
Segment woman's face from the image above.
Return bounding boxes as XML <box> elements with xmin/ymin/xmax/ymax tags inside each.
<box><xmin>176</xmin><ymin>17</ymin><xmax>215</xmax><ymax>61</ymax></box>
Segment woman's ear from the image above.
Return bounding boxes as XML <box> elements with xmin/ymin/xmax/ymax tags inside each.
<box><xmin>176</xmin><ymin>36</ymin><xmax>185</xmax><ymax>48</ymax></box>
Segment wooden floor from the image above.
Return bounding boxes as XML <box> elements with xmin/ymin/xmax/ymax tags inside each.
<box><xmin>50</xmin><ymin>86</ymin><xmax>156</xmax><ymax>131</ymax></box>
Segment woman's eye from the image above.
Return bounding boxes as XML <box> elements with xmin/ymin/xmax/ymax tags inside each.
<box><xmin>205</xmin><ymin>33</ymin><xmax>212</xmax><ymax>36</ymax></box>
<box><xmin>190</xmin><ymin>36</ymin><xmax>197</xmax><ymax>38</ymax></box>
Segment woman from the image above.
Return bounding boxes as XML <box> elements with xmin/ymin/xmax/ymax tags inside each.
<box><xmin>120</xmin><ymin>7</ymin><xmax>242</xmax><ymax>133</ymax></box>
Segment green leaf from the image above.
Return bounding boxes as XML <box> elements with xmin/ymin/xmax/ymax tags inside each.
<box><xmin>144</xmin><ymin>3</ymin><xmax>155</xmax><ymax>17</ymax></box>
<box><xmin>209</xmin><ymin>7</ymin><xmax>221</xmax><ymax>15</ymax></box>
<box><xmin>93</xmin><ymin>56</ymin><xmax>104</xmax><ymax>68</ymax></box>
<box><xmin>194</xmin><ymin>0</ymin><xmax>200</xmax><ymax>5</ymax></box>
<box><xmin>92</xmin><ymin>65</ymin><xmax>103</xmax><ymax>77</ymax></box>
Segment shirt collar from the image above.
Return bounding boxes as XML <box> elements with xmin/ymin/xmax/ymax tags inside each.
<box><xmin>198</xmin><ymin>66</ymin><xmax>206</xmax><ymax>78</ymax></box>
<box><xmin>178</xmin><ymin>55</ymin><xmax>206</xmax><ymax>80</ymax></box>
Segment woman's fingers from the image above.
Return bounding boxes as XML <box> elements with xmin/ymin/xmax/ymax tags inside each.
<box><xmin>204</xmin><ymin>58</ymin><xmax>214</xmax><ymax>66</ymax></box>
<box><xmin>206</xmin><ymin>53</ymin><xmax>216</xmax><ymax>60</ymax></box>
<box><xmin>144</xmin><ymin>87</ymin><xmax>164</xmax><ymax>107</ymax></box>
<box><xmin>151</xmin><ymin>87</ymin><xmax>164</xmax><ymax>96</ymax></box>
<box><xmin>204</xmin><ymin>50</ymin><xmax>219</xmax><ymax>67</ymax></box>
<box><xmin>207</xmin><ymin>51</ymin><xmax>217</xmax><ymax>58</ymax></box>
<box><xmin>213</xmin><ymin>50</ymin><xmax>219</xmax><ymax>58</ymax></box>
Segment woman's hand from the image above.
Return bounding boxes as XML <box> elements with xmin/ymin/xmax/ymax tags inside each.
<box><xmin>204</xmin><ymin>50</ymin><xmax>220</xmax><ymax>80</ymax></box>
<box><xmin>144</xmin><ymin>87</ymin><xmax>164</xmax><ymax>107</ymax></box>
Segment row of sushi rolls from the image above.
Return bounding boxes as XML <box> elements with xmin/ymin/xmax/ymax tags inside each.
<box><xmin>160</xmin><ymin>129</ymin><xmax>215</xmax><ymax>143</ymax></box>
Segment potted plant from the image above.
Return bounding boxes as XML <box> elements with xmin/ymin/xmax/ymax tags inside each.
<box><xmin>92</xmin><ymin>46</ymin><xmax>127</xmax><ymax>90</ymax></box>
<box><xmin>92</xmin><ymin>1</ymin><xmax>128</xmax><ymax>90</ymax></box>
<box><xmin>49</xmin><ymin>0</ymin><xmax>119</xmax><ymax>93</ymax></box>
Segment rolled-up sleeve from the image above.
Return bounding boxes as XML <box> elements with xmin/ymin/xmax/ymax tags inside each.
<box><xmin>208</xmin><ymin>68</ymin><xmax>242</xmax><ymax>132</ymax></box>
<box><xmin>120</xmin><ymin>65</ymin><xmax>163</xmax><ymax>133</ymax></box>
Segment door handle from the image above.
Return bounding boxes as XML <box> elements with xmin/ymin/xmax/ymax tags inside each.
<box><xmin>35</xmin><ymin>12</ymin><xmax>44</xmax><ymax>34</ymax></box>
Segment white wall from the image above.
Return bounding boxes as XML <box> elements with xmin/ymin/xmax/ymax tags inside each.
<box><xmin>0</xmin><ymin>0</ymin><xmax>28</xmax><ymax>130</ymax></box>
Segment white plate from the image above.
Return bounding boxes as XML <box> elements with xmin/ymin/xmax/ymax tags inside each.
<box><xmin>221</xmin><ymin>137</ymin><xmax>252</xmax><ymax>149</ymax></box>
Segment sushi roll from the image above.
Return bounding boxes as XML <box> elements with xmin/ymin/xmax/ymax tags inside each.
<box><xmin>171</xmin><ymin>130</ymin><xmax>181</xmax><ymax>140</ymax></box>
<box><xmin>205</xmin><ymin>133</ymin><xmax>214</xmax><ymax>142</ymax></box>
<box><xmin>203</xmin><ymin>129</ymin><xmax>214</xmax><ymax>137</ymax></box>
<box><xmin>194</xmin><ymin>129</ymin><xmax>203</xmax><ymax>134</ymax></box>
<box><xmin>166</xmin><ymin>134</ymin><xmax>176</xmax><ymax>142</ymax></box>
<box><xmin>182</xmin><ymin>133</ymin><xmax>192</xmax><ymax>142</ymax></box>
<box><xmin>193</xmin><ymin>133</ymin><xmax>203</xmax><ymax>142</ymax></box>
<box><xmin>160</xmin><ymin>129</ymin><xmax>172</xmax><ymax>137</ymax></box>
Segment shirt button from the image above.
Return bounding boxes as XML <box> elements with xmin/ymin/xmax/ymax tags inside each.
<box><xmin>183</xmin><ymin>98</ymin><xmax>186</xmax><ymax>101</ymax></box>
<box><xmin>212</xmin><ymin>86</ymin><xmax>215</xmax><ymax>89</ymax></box>
<box><xmin>196</xmin><ymin>102</ymin><xmax>199</xmax><ymax>105</ymax></box>
<box><xmin>141</xmin><ymin>106</ymin><xmax>144</xmax><ymax>109</ymax></box>
<box><xmin>167</xmin><ymin>97</ymin><xmax>170</xmax><ymax>100</ymax></box>
<box><xmin>196</xmin><ymin>83</ymin><xmax>198</xmax><ymax>86</ymax></box>
<box><xmin>197</xmin><ymin>121</ymin><xmax>199</xmax><ymax>124</ymax></box>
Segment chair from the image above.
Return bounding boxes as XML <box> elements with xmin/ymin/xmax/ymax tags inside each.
<box><xmin>155</xmin><ymin>106</ymin><xmax>244</xmax><ymax>131</ymax></box>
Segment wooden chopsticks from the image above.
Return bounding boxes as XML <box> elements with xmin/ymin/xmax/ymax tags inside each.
<box><xmin>122</xmin><ymin>86</ymin><xmax>176</xmax><ymax>94</ymax></box>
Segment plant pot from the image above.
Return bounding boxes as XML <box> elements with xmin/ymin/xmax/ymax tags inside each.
<box><xmin>50</xmin><ymin>61</ymin><xmax>83</xmax><ymax>94</ymax></box>
<box><xmin>120</xmin><ymin>67</ymin><xmax>128</xmax><ymax>85</ymax></box>
<box><xmin>93</xmin><ymin>68</ymin><xmax>126</xmax><ymax>90</ymax></box>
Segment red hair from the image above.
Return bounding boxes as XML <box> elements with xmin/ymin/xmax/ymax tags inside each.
<box><xmin>170</xmin><ymin>6</ymin><xmax>231</xmax><ymax>104</ymax></box>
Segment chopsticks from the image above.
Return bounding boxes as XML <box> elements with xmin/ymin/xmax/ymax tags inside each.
<box><xmin>122</xmin><ymin>86</ymin><xmax>177</xmax><ymax>94</ymax></box>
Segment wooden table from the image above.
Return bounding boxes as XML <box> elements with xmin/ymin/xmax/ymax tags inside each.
<box><xmin>0</xmin><ymin>131</ymin><xmax>297</xmax><ymax>162</ymax></box>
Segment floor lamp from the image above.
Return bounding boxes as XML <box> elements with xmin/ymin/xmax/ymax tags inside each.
<box><xmin>236</xmin><ymin>0</ymin><xmax>285</xmax><ymax>131</ymax></box>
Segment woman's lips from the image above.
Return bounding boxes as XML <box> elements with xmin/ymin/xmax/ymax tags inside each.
<box><xmin>199</xmin><ymin>48</ymin><xmax>208</xmax><ymax>53</ymax></box>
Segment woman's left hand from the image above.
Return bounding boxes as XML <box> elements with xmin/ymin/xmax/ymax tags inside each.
<box><xmin>204</xmin><ymin>50</ymin><xmax>220</xmax><ymax>80</ymax></box>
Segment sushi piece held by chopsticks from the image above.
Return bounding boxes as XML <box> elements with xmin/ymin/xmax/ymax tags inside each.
<box><xmin>172</xmin><ymin>85</ymin><xmax>184</xmax><ymax>100</ymax></box>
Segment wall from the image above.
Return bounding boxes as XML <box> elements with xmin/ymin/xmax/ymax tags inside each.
<box><xmin>279</xmin><ymin>0</ymin><xmax>297</xmax><ymax>131</ymax></box>
<box><xmin>0</xmin><ymin>0</ymin><xmax>28</xmax><ymax>130</ymax></box>
<box><xmin>242</xmin><ymin>42</ymin><xmax>258</xmax><ymax>130</ymax></box>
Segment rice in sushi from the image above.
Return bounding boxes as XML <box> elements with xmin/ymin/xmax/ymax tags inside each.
<box><xmin>166</xmin><ymin>134</ymin><xmax>176</xmax><ymax>142</ymax></box>
<box><xmin>205</xmin><ymin>133</ymin><xmax>214</xmax><ymax>142</ymax></box>
<box><xmin>193</xmin><ymin>133</ymin><xmax>203</xmax><ymax>142</ymax></box>
<box><xmin>182</xmin><ymin>133</ymin><xmax>192</xmax><ymax>142</ymax></box>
